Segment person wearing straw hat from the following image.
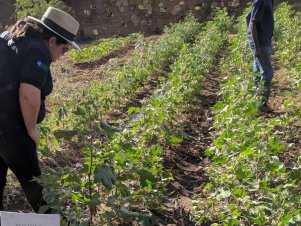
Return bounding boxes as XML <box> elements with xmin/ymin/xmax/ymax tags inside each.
<box><xmin>0</xmin><ymin>7</ymin><xmax>80</xmax><ymax>213</ymax></box>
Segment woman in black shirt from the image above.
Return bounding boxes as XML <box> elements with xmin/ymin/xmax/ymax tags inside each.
<box><xmin>0</xmin><ymin>7</ymin><xmax>80</xmax><ymax>212</ymax></box>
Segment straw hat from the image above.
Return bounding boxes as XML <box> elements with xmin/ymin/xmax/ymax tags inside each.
<box><xmin>28</xmin><ymin>7</ymin><xmax>81</xmax><ymax>50</ymax></box>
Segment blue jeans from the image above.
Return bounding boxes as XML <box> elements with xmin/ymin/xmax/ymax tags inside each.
<box><xmin>252</xmin><ymin>46</ymin><xmax>273</xmax><ymax>105</ymax></box>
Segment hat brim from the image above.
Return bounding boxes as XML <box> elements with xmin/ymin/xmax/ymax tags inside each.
<box><xmin>27</xmin><ymin>16</ymin><xmax>81</xmax><ymax>51</ymax></box>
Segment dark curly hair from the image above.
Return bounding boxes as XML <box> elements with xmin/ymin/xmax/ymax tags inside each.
<box><xmin>8</xmin><ymin>18</ymin><xmax>68</xmax><ymax>45</ymax></box>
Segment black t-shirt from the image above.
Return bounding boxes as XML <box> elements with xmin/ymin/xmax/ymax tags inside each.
<box><xmin>0</xmin><ymin>36</ymin><xmax>53</xmax><ymax>125</ymax></box>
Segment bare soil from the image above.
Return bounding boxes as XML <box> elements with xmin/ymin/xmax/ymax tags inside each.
<box><xmin>154</xmin><ymin>70</ymin><xmax>221</xmax><ymax>226</ymax></box>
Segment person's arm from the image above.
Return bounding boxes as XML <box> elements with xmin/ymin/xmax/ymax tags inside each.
<box><xmin>19</xmin><ymin>83</ymin><xmax>41</xmax><ymax>148</ymax></box>
<box><xmin>250</xmin><ymin>21</ymin><xmax>262</xmax><ymax>57</ymax></box>
<box><xmin>249</xmin><ymin>0</ymin><xmax>265</xmax><ymax>57</ymax></box>
<box><xmin>245</xmin><ymin>12</ymin><xmax>251</xmax><ymax>28</ymax></box>
<box><xmin>19</xmin><ymin>46</ymin><xmax>51</xmax><ymax>148</ymax></box>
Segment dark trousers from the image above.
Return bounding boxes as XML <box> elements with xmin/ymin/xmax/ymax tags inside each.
<box><xmin>0</xmin><ymin>113</ymin><xmax>45</xmax><ymax>212</ymax></box>
<box><xmin>252</xmin><ymin>45</ymin><xmax>274</xmax><ymax>105</ymax></box>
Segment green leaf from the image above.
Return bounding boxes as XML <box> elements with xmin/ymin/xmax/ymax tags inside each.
<box><xmin>245</xmin><ymin>180</ymin><xmax>259</xmax><ymax>191</ymax></box>
<box><xmin>241</xmin><ymin>147</ymin><xmax>255</xmax><ymax>156</ymax></box>
<box><xmin>205</xmin><ymin>147</ymin><xmax>215</xmax><ymax>156</ymax></box>
<box><xmin>128</xmin><ymin>107</ymin><xmax>140</xmax><ymax>114</ymax></box>
<box><xmin>78</xmin><ymin>221</ymin><xmax>90</xmax><ymax>226</ymax></box>
<box><xmin>280</xmin><ymin>214</ymin><xmax>292</xmax><ymax>226</ymax></box>
<box><xmin>71</xmin><ymin>192</ymin><xmax>84</xmax><ymax>202</ymax></box>
<box><xmin>282</xmin><ymin>99</ymin><xmax>293</xmax><ymax>108</ymax></box>
<box><xmin>290</xmin><ymin>169</ymin><xmax>301</xmax><ymax>181</ymax></box>
<box><xmin>232</xmin><ymin>209</ymin><xmax>241</xmax><ymax>217</ymax></box>
<box><xmin>213</xmin><ymin>102</ymin><xmax>225</xmax><ymax>111</ymax></box>
<box><xmin>82</xmin><ymin>148</ymin><xmax>93</xmax><ymax>157</ymax></box>
<box><xmin>162</xmin><ymin>171</ymin><xmax>173</xmax><ymax>181</ymax></box>
<box><xmin>65</xmin><ymin>174</ymin><xmax>81</xmax><ymax>184</ymax></box>
<box><xmin>150</xmin><ymin>98</ymin><xmax>161</xmax><ymax>107</ymax></box>
<box><xmin>236</xmin><ymin>165</ymin><xmax>248</xmax><ymax>179</ymax></box>
<box><xmin>38</xmin><ymin>205</ymin><xmax>50</xmax><ymax>214</ymax></box>
<box><xmin>72</xmin><ymin>106</ymin><xmax>86</xmax><ymax>116</ymax></box>
<box><xmin>216</xmin><ymin>188</ymin><xmax>231</xmax><ymax>199</ymax></box>
<box><xmin>119</xmin><ymin>206</ymin><xmax>139</xmax><ymax>218</ymax></box>
<box><xmin>267</xmin><ymin>156</ymin><xmax>285</xmax><ymax>173</ymax></box>
<box><xmin>139</xmin><ymin>170</ymin><xmax>156</xmax><ymax>189</ymax></box>
<box><xmin>269</xmin><ymin>141</ymin><xmax>286</xmax><ymax>152</ymax></box>
<box><xmin>53</xmin><ymin>129</ymin><xmax>77</xmax><ymax>139</ymax></box>
<box><xmin>246</xmin><ymin>215</ymin><xmax>265</xmax><ymax>225</ymax></box>
<box><xmin>82</xmin><ymin>162</ymin><xmax>91</xmax><ymax>173</ymax></box>
<box><xmin>100</xmin><ymin>120</ymin><xmax>123</xmax><ymax>134</ymax></box>
<box><xmin>169</xmin><ymin>136</ymin><xmax>182</xmax><ymax>144</ymax></box>
<box><xmin>212</xmin><ymin>156</ymin><xmax>227</xmax><ymax>164</ymax></box>
<box><xmin>90</xmin><ymin>193</ymin><xmax>100</xmax><ymax>206</ymax></box>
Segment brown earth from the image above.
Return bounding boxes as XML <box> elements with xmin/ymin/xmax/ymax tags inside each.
<box><xmin>154</xmin><ymin>65</ymin><xmax>221</xmax><ymax>226</ymax></box>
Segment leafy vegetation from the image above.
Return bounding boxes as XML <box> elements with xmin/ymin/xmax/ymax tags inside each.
<box><xmin>33</xmin><ymin>9</ymin><xmax>234</xmax><ymax>225</ymax></box>
<box><xmin>43</xmin><ymin>13</ymin><xmax>202</xmax><ymax>136</ymax></box>
<box><xmin>193</xmin><ymin>6</ymin><xmax>301</xmax><ymax>226</ymax></box>
<box><xmin>15</xmin><ymin>0</ymin><xmax>69</xmax><ymax>19</ymax></box>
<box><xmin>6</xmin><ymin>2</ymin><xmax>301</xmax><ymax>225</ymax></box>
<box><xmin>37</xmin><ymin>13</ymin><xmax>205</xmax><ymax>225</ymax></box>
<box><xmin>69</xmin><ymin>33</ymin><xmax>143</xmax><ymax>63</ymax></box>
<box><xmin>99</xmin><ymin>7</ymin><xmax>232</xmax><ymax>224</ymax></box>
<box><xmin>274</xmin><ymin>3</ymin><xmax>301</xmax><ymax>88</ymax></box>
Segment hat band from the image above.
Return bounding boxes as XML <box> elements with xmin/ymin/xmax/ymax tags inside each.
<box><xmin>41</xmin><ymin>17</ymin><xmax>75</xmax><ymax>41</ymax></box>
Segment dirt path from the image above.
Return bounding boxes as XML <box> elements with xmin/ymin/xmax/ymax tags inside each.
<box><xmin>153</xmin><ymin>48</ymin><xmax>228</xmax><ymax>226</ymax></box>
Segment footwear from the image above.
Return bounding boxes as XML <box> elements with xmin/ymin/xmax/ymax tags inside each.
<box><xmin>259</xmin><ymin>104</ymin><xmax>274</xmax><ymax>113</ymax></box>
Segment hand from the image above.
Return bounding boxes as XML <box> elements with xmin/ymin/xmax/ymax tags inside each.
<box><xmin>28</xmin><ymin>126</ymin><xmax>40</xmax><ymax>149</ymax></box>
<box><xmin>94</xmin><ymin>164</ymin><xmax>117</xmax><ymax>190</ymax></box>
<box><xmin>254</xmin><ymin>47</ymin><xmax>262</xmax><ymax>58</ymax></box>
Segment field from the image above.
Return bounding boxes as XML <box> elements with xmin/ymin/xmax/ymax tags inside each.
<box><xmin>3</xmin><ymin>4</ymin><xmax>301</xmax><ymax>226</ymax></box>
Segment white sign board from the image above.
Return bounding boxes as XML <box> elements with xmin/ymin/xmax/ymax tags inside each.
<box><xmin>0</xmin><ymin>212</ymin><xmax>60</xmax><ymax>226</ymax></box>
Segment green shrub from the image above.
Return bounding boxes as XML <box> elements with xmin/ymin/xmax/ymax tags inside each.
<box><xmin>15</xmin><ymin>0</ymin><xmax>69</xmax><ymax>19</ymax></box>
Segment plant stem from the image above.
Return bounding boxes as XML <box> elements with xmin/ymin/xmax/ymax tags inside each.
<box><xmin>89</xmin><ymin>148</ymin><xmax>93</xmax><ymax>225</ymax></box>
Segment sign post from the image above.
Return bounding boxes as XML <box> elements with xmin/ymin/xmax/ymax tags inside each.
<box><xmin>0</xmin><ymin>211</ymin><xmax>60</xmax><ymax>226</ymax></box>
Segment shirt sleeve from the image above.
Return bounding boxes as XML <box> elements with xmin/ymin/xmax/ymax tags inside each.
<box><xmin>250</xmin><ymin>0</ymin><xmax>265</xmax><ymax>22</ymax></box>
<box><xmin>20</xmin><ymin>47</ymin><xmax>50</xmax><ymax>90</ymax></box>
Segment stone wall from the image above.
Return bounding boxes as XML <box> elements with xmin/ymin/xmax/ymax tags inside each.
<box><xmin>4</xmin><ymin>0</ymin><xmax>230</xmax><ymax>37</ymax></box>
<box><xmin>0</xmin><ymin>0</ymin><xmax>15</xmax><ymax>30</ymax></box>
<box><xmin>1</xmin><ymin>0</ymin><xmax>301</xmax><ymax>39</ymax></box>
<box><xmin>66</xmin><ymin>0</ymin><xmax>250</xmax><ymax>39</ymax></box>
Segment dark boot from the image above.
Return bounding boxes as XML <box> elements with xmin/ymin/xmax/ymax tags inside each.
<box><xmin>259</xmin><ymin>104</ymin><xmax>274</xmax><ymax>113</ymax></box>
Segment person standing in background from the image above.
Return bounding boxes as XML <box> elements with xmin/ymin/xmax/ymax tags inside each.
<box><xmin>246</xmin><ymin>0</ymin><xmax>275</xmax><ymax>113</ymax></box>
